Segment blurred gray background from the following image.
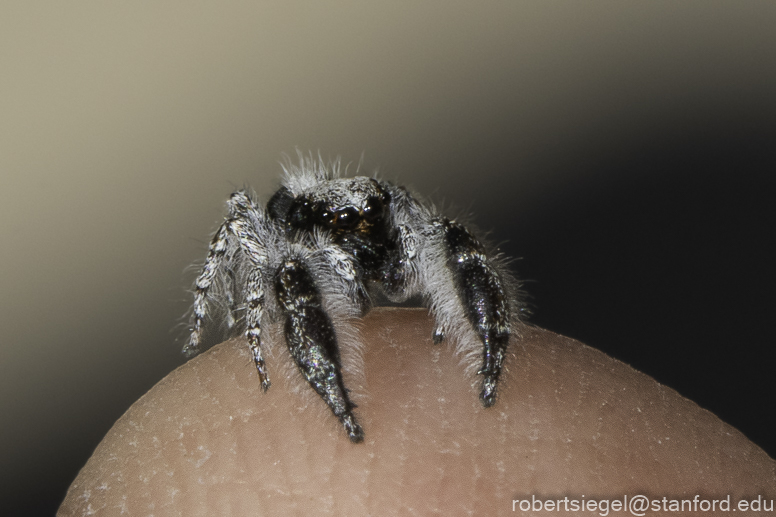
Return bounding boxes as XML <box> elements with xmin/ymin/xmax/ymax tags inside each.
<box><xmin>2</xmin><ymin>2</ymin><xmax>775</xmax><ymax>514</ymax></box>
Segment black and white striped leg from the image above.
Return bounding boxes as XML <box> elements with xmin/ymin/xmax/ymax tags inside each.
<box><xmin>184</xmin><ymin>221</ymin><xmax>232</xmax><ymax>357</ymax></box>
<box><xmin>221</xmin><ymin>245</ymin><xmax>242</xmax><ymax>332</ymax></box>
<box><xmin>443</xmin><ymin>220</ymin><xmax>510</xmax><ymax>407</ymax></box>
<box><xmin>185</xmin><ymin>191</ymin><xmax>262</xmax><ymax>358</ymax></box>
<box><xmin>275</xmin><ymin>258</ymin><xmax>364</xmax><ymax>443</ymax></box>
<box><xmin>245</xmin><ymin>269</ymin><xmax>270</xmax><ymax>391</ymax></box>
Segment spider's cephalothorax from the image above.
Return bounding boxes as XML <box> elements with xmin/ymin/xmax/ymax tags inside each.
<box><xmin>184</xmin><ymin>157</ymin><xmax>521</xmax><ymax>443</ymax></box>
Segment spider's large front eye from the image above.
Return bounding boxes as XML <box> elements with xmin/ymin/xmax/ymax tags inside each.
<box><xmin>362</xmin><ymin>196</ymin><xmax>384</xmax><ymax>222</ymax></box>
<box><xmin>331</xmin><ymin>207</ymin><xmax>360</xmax><ymax>230</ymax></box>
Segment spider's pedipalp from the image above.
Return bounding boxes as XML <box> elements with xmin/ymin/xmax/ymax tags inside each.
<box><xmin>313</xmin><ymin>230</ymin><xmax>371</xmax><ymax>314</ymax></box>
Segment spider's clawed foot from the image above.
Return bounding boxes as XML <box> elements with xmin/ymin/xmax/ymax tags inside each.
<box><xmin>259</xmin><ymin>378</ymin><xmax>271</xmax><ymax>393</ymax></box>
<box><xmin>479</xmin><ymin>377</ymin><xmax>499</xmax><ymax>408</ymax></box>
<box><xmin>252</xmin><ymin>356</ymin><xmax>271</xmax><ymax>393</ymax></box>
<box><xmin>182</xmin><ymin>332</ymin><xmax>201</xmax><ymax>359</ymax></box>
<box><xmin>342</xmin><ymin>415</ymin><xmax>365</xmax><ymax>443</ymax></box>
<box><xmin>477</xmin><ymin>349</ymin><xmax>505</xmax><ymax>408</ymax></box>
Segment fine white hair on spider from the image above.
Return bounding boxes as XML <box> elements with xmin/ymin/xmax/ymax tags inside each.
<box><xmin>184</xmin><ymin>154</ymin><xmax>523</xmax><ymax>443</ymax></box>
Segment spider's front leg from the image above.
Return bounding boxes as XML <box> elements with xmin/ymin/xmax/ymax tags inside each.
<box><xmin>274</xmin><ymin>258</ymin><xmax>364</xmax><ymax>443</ymax></box>
<box><xmin>440</xmin><ymin>219</ymin><xmax>511</xmax><ymax>407</ymax></box>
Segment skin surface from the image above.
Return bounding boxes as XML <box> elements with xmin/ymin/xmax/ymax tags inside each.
<box><xmin>60</xmin><ymin>308</ymin><xmax>775</xmax><ymax>516</ymax></box>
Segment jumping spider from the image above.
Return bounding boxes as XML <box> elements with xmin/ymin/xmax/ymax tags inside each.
<box><xmin>184</xmin><ymin>156</ymin><xmax>520</xmax><ymax>442</ymax></box>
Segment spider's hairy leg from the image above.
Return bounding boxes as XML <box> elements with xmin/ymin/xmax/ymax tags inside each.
<box><xmin>184</xmin><ymin>221</ymin><xmax>232</xmax><ymax>358</ymax></box>
<box><xmin>275</xmin><ymin>258</ymin><xmax>364</xmax><ymax>443</ymax></box>
<box><xmin>227</xmin><ymin>213</ymin><xmax>274</xmax><ymax>391</ymax></box>
<box><xmin>221</xmin><ymin>249</ymin><xmax>240</xmax><ymax>331</ymax></box>
<box><xmin>224</xmin><ymin>191</ymin><xmax>276</xmax><ymax>390</ymax></box>
<box><xmin>245</xmin><ymin>269</ymin><xmax>270</xmax><ymax>391</ymax></box>
<box><xmin>185</xmin><ymin>189</ymin><xmax>263</xmax><ymax>357</ymax></box>
<box><xmin>442</xmin><ymin>219</ymin><xmax>511</xmax><ymax>408</ymax></box>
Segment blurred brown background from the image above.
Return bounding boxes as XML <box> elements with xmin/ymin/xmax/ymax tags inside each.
<box><xmin>1</xmin><ymin>2</ymin><xmax>775</xmax><ymax>514</ymax></box>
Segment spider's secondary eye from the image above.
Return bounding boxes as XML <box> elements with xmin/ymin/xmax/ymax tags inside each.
<box><xmin>332</xmin><ymin>207</ymin><xmax>360</xmax><ymax>230</ymax></box>
<box><xmin>362</xmin><ymin>196</ymin><xmax>384</xmax><ymax>222</ymax></box>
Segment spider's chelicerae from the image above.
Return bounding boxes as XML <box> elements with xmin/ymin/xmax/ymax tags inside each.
<box><xmin>184</xmin><ymin>157</ymin><xmax>521</xmax><ymax>442</ymax></box>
